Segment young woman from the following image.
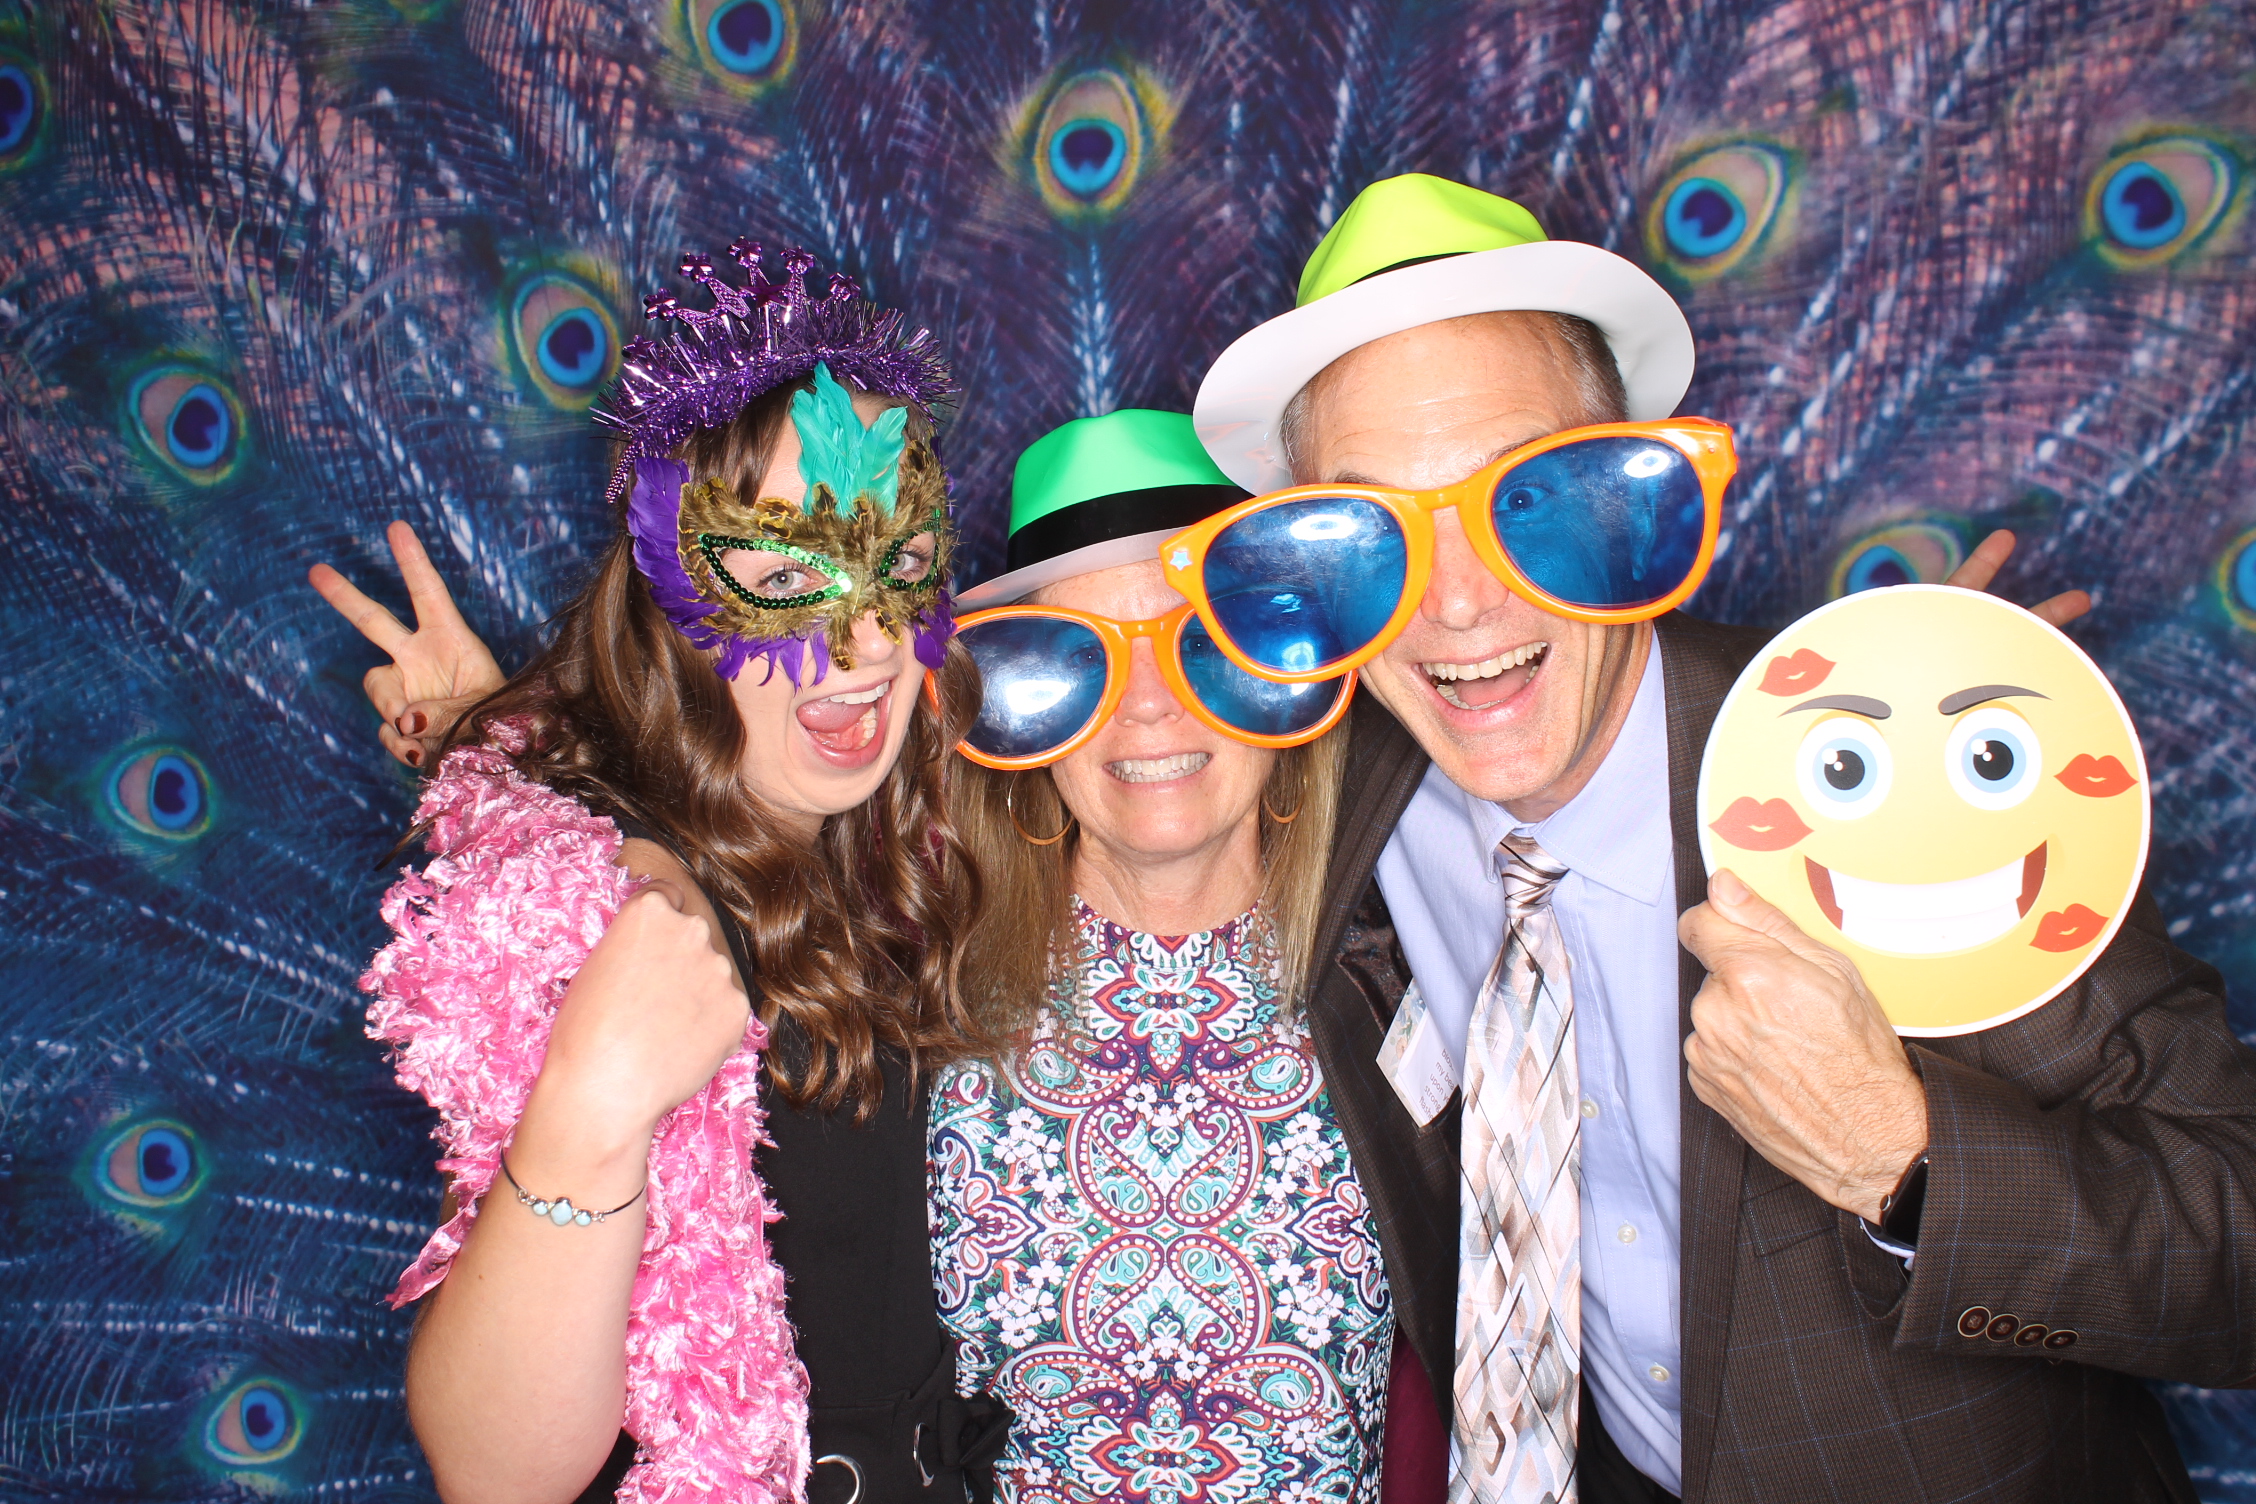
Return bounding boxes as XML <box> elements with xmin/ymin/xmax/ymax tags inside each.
<box><xmin>315</xmin><ymin>245</ymin><xmax>1002</xmax><ymax>1504</ymax></box>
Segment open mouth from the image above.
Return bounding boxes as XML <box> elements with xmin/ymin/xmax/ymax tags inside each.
<box><xmin>1807</xmin><ymin>842</ymin><xmax>2047</xmax><ymax>955</ymax></box>
<box><xmin>796</xmin><ymin>679</ymin><xmax>890</xmax><ymax>762</ymax></box>
<box><xmin>1107</xmin><ymin>752</ymin><xmax>1210</xmax><ymax>784</ymax></box>
<box><xmin>1422</xmin><ymin>641</ymin><xmax>1548</xmax><ymax>711</ymax></box>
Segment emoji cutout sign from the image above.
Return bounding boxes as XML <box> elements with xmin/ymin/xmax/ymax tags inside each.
<box><xmin>1698</xmin><ymin>585</ymin><xmax>2150</xmax><ymax>1035</ymax></box>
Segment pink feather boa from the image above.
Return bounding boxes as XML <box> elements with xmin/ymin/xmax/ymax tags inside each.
<box><xmin>361</xmin><ymin>744</ymin><xmax>810</xmax><ymax>1503</ymax></box>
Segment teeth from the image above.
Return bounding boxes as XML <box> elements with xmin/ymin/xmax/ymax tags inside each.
<box><xmin>1827</xmin><ymin>851</ymin><xmax>2028</xmax><ymax>956</ymax></box>
<box><xmin>1107</xmin><ymin>752</ymin><xmax>1211</xmax><ymax>784</ymax></box>
<box><xmin>821</xmin><ymin>683</ymin><xmax>888</xmax><ymax>706</ymax></box>
<box><xmin>1421</xmin><ymin>643</ymin><xmax>1548</xmax><ymax>682</ymax></box>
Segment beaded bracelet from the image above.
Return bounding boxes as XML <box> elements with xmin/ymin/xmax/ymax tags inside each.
<box><xmin>498</xmin><ymin>1155</ymin><xmax>647</xmax><ymax>1228</ymax></box>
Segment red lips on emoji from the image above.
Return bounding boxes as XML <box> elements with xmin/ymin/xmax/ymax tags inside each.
<box><xmin>2033</xmin><ymin>904</ymin><xmax>2109</xmax><ymax>952</ymax></box>
<box><xmin>1708</xmin><ymin>797</ymin><xmax>1813</xmax><ymax>851</ymax></box>
<box><xmin>1758</xmin><ymin>649</ymin><xmax>1835</xmax><ymax>697</ymax></box>
<box><xmin>2057</xmin><ymin>753</ymin><xmax>2138</xmax><ymax>798</ymax></box>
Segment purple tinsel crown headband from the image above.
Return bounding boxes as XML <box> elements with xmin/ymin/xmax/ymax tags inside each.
<box><xmin>592</xmin><ymin>238</ymin><xmax>955</xmax><ymax>507</ymax></box>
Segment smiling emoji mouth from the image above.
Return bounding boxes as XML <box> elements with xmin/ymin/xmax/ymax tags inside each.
<box><xmin>1805</xmin><ymin>843</ymin><xmax>2047</xmax><ymax>956</ymax></box>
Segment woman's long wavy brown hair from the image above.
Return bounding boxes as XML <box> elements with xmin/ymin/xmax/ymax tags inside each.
<box><xmin>439</xmin><ymin>378</ymin><xmax>992</xmax><ymax>1119</ymax></box>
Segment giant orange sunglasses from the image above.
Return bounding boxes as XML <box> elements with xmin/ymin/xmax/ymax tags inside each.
<box><xmin>936</xmin><ymin>603</ymin><xmax>1355</xmax><ymax>770</ymax></box>
<box><xmin>1159</xmin><ymin>418</ymin><xmax>1737</xmax><ymax>684</ymax></box>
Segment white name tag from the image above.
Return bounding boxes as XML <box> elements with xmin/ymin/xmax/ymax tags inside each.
<box><xmin>1376</xmin><ymin>982</ymin><xmax>1460</xmax><ymax>1127</ymax></box>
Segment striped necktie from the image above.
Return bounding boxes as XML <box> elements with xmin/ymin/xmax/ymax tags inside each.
<box><xmin>1450</xmin><ymin>832</ymin><xmax>1581</xmax><ymax>1504</ymax></box>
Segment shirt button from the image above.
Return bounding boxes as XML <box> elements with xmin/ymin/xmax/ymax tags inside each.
<box><xmin>1580</xmin><ymin>1100</ymin><xmax>1600</xmax><ymax>1119</ymax></box>
<box><xmin>1617</xmin><ymin>1223</ymin><xmax>1638</xmax><ymax>1244</ymax></box>
<box><xmin>1648</xmin><ymin>1364</ymin><xmax>1670</xmax><ymax>1383</ymax></box>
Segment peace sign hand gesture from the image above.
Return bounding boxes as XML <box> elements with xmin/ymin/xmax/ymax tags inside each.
<box><xmin>309</xmin><ymin>521</ymin><xmax>506</xmax><ymax>769</ymax></box>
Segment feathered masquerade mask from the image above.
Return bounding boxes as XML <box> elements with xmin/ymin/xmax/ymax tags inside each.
<box><xmin>595</xmin><ymin>241</ymin><xmax>957</xmax><ymax>684</ymax></box>
<box><xmin>625</xmin><ymin>364</ymin><xmax>953</xmax><ymax>683</ymax></box>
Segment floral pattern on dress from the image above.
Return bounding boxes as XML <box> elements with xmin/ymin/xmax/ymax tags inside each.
<box><xmin>931</xmin><ymin>904</ymin><xmax>1392</xmax><ymax>1504</ymax></box>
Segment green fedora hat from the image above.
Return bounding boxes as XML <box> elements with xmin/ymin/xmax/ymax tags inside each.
<box><xmin>956</xmin><ymin>409</ymin><xmax>1250</xmax><ymax>607</ymax></box>
<box><xmin>1193</xmin><ymin>173</ymin><xmax>1696</xmax><ymax>492</ymax></box>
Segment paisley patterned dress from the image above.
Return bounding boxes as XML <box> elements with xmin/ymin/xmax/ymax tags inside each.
<box><xmin>930</xmin><ymin>904</ymin><xmax>1392</xmax><ymax>1504</ymax></box>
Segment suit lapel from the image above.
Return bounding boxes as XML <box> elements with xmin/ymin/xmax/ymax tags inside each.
<box><xmin>1657</xmin><ymin>612</ymin><xmax>1772</xmax><ymax>1504</ymax></box>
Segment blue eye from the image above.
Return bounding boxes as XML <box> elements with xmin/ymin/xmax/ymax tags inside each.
<box><xmin>2221</xmin><ymin>528</ymin><xmax>2256</xmax><ymax>631</ymax></box>
<box><xmin>1945</xmin><ymin>707</ymin><xmax>2041</xmax><ymax>810</ymax></box>
<box><xmin>1048</xmin><ymin>119</ymin><xmax>1127</xmax><ymax>198</ymax></box>
<box><xmin>706</xmin><ymin>0</ymin><xmax>784</xmax><ymax>75</ymax></box>
<box><xmin>508</xmin><ymin>274</ymin><xmax>620</xmax><ymax>409</ymax></box>
<box><xmin>1795</xmin><ymin>716</ymin><xmax>1892</xmax><ymax>819</ymax></box>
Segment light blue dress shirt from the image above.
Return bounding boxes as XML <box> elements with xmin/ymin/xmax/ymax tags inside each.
<box><xmin>1373</xmin><ymin>643</ymin><xmax>1684</xmax><ymax>1495</ymax></box>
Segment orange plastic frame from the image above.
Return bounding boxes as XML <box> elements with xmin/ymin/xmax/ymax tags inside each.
<box><xmin>1160</xmin><ymin>417</ymin><xmax>1737</xmax><ymax>684</ymax></box>
<box><xmin>934</xmin><ymin>603</ymin><xmax>1357</xmax><ymax>771</ymax></box>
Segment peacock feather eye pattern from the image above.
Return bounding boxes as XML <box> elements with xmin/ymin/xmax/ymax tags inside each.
<box><xmin>1828</xmin><ymin>521</ymin><xmax>1967</xmax><ymax>597</ymax></box>
<box><xmin>2219</xmin><ymin>527</ymin><xmax>2256</xmax><ymax>633</ymax></box>
<box><xmin>201</xmin><ymin>1377</ymin><xmax>305</xmax><ymax>1470</ymax></box>
<box><xmin>682</xmin><ymin>0</ymin><xmax>796</xmax><ymax>93</ymax></box>
<box><xmin>0</xmin><ymin>42</ymin><xmax>45</xmax><ymax>171</ymax></box>
<box><xmin>91</xmin><ymin>1117</ymin><xmax>206</xmax><ymax>1211</ymax></box>
<box><xmin>2084</xmin><ymin>133</ymin><xmax>2244</xmax><ymax>270</ymax></box>
<box><xmin>106</xmin><ymin>746</ymin><xmax>214</xmax><ymax>840</ymax></box>
<box><xmin>1023</xmin><ymin>66</ymin><xmax>1166</xmax><ymax>220</ymax></box>
<box><xmin>126</xmin><ymin>368</ymin><xmax>248</xmax><ymax>486</ymax></box>
<box><xmin>504</xmin><ymin>269</ymin><xmax>624</xmax><ymax>411</ymax></box>
<box><xmin>1645</xmin><ymin>142</ymin><xmax>1793</xmax><ymax>282</ymax></box>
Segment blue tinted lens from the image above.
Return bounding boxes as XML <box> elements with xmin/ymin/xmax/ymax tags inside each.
<box><xmin>1201</xmin><ymin>498</ymin><xmax>1405</xmax><ymax>674</ymax></box>
<box><xmin>1178</xmin><ymin>620</ymin><xmax>1347</xmax><ymax>738</ymax></box>
<box><xmin>960</xmin><ymin>617</ymin><xmax>1110</xmax><ymax>759</ymax></box>
<box><xmin>1489</xmin><ymin>437</ymin><xmax>1706</xmax><ymax>609</ymax></box>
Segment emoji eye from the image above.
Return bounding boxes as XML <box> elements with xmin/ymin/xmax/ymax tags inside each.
<box><xmin>2084</xmin><ymin>136</ymin><xmax>2240</xmax><ymax>269</ymax></box>
<box><xmin>1946</xmin><ymin>706</ymin><xmax>2042</xmax><ymax>810</ymax></box>
<box><xmin>205</xmin><ymin>1379</ymin><xmax>301</xmax><ymax>1465</ymax></box>
<box><xmin>1795</xmin><ymin>715</ymin><xmax>1892</xmax><ymax>819</ymax></box>
<box><xmin>1646</xmin><ymin>143</ymin><xmax>1791</xmax><ymax>281</ymax></box>
<box><xmin>509</xmin><ymin>274</ymin><xmax>620</xmax><ymax>410</ymax></box>
<box><xmin>95</xmin><ymin>1118</ymin><xmax>202</xmax><ymax>1207</ymax></box>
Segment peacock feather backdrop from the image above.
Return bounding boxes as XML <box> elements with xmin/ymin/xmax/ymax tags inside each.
<box><xmin>2</xmin><ymin>0</ymin><xmax>2251</xmax><ymax>1496</ymax></box>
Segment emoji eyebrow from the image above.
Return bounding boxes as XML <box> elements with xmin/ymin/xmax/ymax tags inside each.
<box><xmin>1938</xmin><ymin>684</ymin><xmax>2049</xmax><ymax>716</ymax></box>
<box><xmin>1782</xmin><ymin>694</ymin><xmax>1891</xmax><ymax>719</ymax></box>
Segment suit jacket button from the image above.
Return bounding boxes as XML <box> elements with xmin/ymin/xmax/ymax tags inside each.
<box><xmin>2044</xmin><ymin>1328</ymin><xmax>2078</xmax><ymax>1350</ymax></box>
<box><xmin>1985</xmin><ymin>1313</ymin><xmax>2021</xmax><ymax>1341</ymax></box>
<box><xmin>1957</xmin><ymin>1306</ymin><xmax>1992</xmax><ymax>1337</ymax></box>
<box><xmin>2014</xmin><ymin>1323</ymin><xmax>2050</xmax><ymax>1347</ymax></box>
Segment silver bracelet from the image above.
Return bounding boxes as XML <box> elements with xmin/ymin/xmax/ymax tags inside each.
<box><xmin>498</xmin><ymin>1155</ymin><xmax>646</xmax><ymax>1227</ymax></box>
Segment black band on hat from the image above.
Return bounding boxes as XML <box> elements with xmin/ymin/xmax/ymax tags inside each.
<box><xmin>1006</xmin><ymin>483</ymin><xmax>1251</xmax><ymax>574</ymax></box>
<box><xmin>1352</xmin><ymin>252</ymin><xmax>1464</xmax><ymax>286</ymax></box>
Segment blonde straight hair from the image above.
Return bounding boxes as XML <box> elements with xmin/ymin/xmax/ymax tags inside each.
<box><xmin>950</xmin><ymin>727</ymin><xmax>1346</xmax><ymax>1040</ymax></box>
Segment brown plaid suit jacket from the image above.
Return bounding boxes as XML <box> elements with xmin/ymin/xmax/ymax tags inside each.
<box><xmin>1308</xmin><ymin>611</ymin><xmax>2256</xmax><ymax>1502</ymax></box>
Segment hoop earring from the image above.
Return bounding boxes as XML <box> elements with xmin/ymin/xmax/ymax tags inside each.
<box><xmin>1262</xmin><ymin>790</ymin><xmax>1303</xmax><ymax>824</ymax></box>
<box><xmin>1007</xmin><ymin>781</ymin><xmax>1073</xmax><ymax>846</ymax></box>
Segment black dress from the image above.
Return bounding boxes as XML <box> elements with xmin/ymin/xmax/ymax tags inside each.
<box><xmin>572</xmin><ymin>820</ymin><xmax>1006</xmax><ymax>1504</ymax></box>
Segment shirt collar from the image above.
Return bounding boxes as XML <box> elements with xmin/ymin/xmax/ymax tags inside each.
<box><xmin>1497</xmin><ymin>637</ymin><xmax>1673</xmax><ymax>907</ymax></box>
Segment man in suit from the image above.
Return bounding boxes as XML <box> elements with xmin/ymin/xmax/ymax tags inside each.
<box><xmin>1190</xmin><ymin>174</ymin><xmax>2256</xmax><ymax>1502</ymax></box>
